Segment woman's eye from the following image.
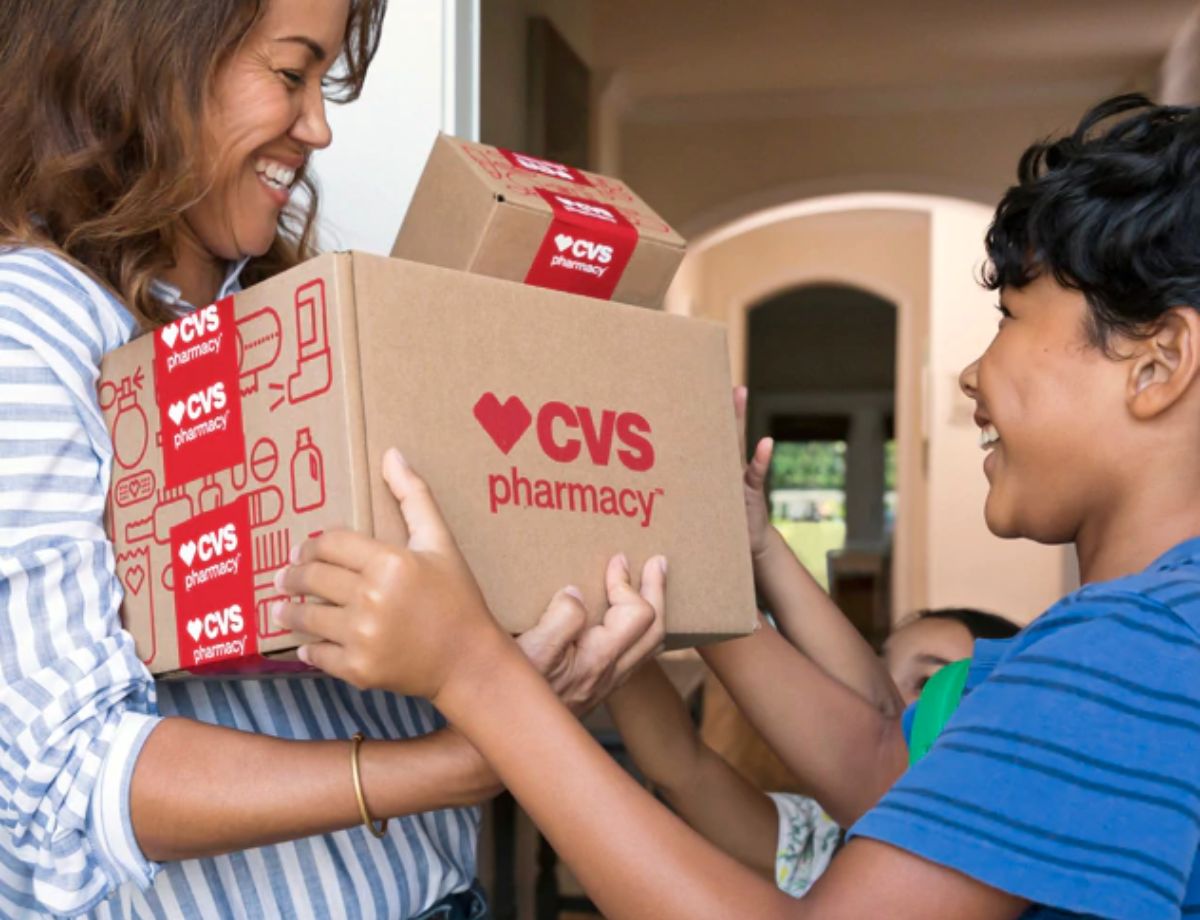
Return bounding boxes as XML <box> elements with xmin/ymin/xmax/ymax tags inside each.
<box><xmin>279</xmin><ymin>69</ymin><xmax>305</xmax><ymax>88</ymax></box>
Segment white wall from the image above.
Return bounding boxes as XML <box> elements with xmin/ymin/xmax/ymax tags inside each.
<box><xmin>311</xmin><ymin>0</ymin><xmax>480</xmax><ymax>254</ymax></box>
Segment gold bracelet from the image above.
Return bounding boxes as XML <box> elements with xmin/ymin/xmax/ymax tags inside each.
<box><xmin>350</xmin><ymin>732</ymin><xmax>388</xmax><ymax>839</ymax></box>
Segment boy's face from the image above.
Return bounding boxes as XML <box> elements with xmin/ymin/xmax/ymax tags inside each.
<box><xmin>959</xmin><ymin>275</ymin><xmax>1129</xmax><ymax>544</ymax></box>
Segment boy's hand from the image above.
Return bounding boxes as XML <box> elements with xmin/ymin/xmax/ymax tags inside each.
<box><xmin>517</xmin><ymin>556</ymin><xmax>667</xmax><ymax>717</ymax></box>
<box><xmin>734</xmin><ymin>386</ymin><xmax>775</xmax><ymax>562</ymax></box>
<box><xmin>273</xmin><ymin>449</ymin><xmax>504</xmax><ymax>700</ymax></box>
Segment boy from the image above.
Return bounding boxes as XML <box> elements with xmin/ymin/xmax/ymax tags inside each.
<box><xmin>277</xmin><ymin>93</ymin><xmax>1200</xmax><ymax>918</ymax></box>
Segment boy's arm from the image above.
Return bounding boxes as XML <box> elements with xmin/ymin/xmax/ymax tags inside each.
<box><xmin>607</xmin><ymin>661</ymin><xmax>779</xmax><ymax>879</ymax></box>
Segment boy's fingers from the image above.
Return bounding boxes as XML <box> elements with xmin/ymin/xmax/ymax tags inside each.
<box><xmin>299</xmin><ymin>529</ymin><xmax>379</xmax><ymax>572</ymax></box>
<box><xmin>381</xmin><ymin>449</ymin><xmax>452</xmax><ymax>554</ymax></box>
<box><xmin>744</xmin><ymin>437</ymin><xmax>774</xmax><ymax>492</ymax></box>
<box><xmin>276</xmin><ymin>560</ymin><xmax>359</xmax><ymax>607</ymax></box>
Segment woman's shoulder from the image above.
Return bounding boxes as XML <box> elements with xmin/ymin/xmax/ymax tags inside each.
<box><xmin>0</xmin><ymin>244</ymin><xmax>137</xmax><ymax>359</ymax></box>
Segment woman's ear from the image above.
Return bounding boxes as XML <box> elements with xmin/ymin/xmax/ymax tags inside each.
<box><xmin>1127</xmin><ymin>307</ymin><xmax>1200</xmax><ymax>420</ymax></box>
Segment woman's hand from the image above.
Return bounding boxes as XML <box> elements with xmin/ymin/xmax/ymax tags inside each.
<box><xmin>271</xmin><ymin>448</ymin><xmax>506</xmax><ymax>700</ymax></box>
<box><xmin>516</xmin><ymin>556</ymin><xmax>667</xmax><ymax>717</ymax></box>
<box><xmin>734</xmin><ymin>386</ymin><xmax>775</xmax><ymax>563</ymax></box>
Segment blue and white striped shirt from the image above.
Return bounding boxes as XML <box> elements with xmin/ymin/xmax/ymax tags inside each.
<box><xmin>0</xmin><ymin>247</ymin><xmax>480</xmax><ymax>918</ymax></box>
<box><xmin>854</xmin><ymin>537</ymin><xmax>1200</xmax><ymax>919</ymax></box>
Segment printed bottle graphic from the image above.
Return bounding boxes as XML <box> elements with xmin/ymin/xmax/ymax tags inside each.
<box><xmin>289</xmin><ymin>428</ymin><xmax>325</xmax><ymax>513</ymax></box>
<box><xmin>101</xmin><ymin>371</ymin><xmax>149</xmax><ymax>469</ymax></box>
<box><xmin>286</xmin><ymin>280</ymin><xmax>332</xmax><ymax>404</ymax></box>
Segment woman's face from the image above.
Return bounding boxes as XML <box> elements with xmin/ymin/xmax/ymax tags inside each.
<box><xmin>184</xmin><ymin>0</ymin><xmax>350</xmax><ymax>262</ymax></box>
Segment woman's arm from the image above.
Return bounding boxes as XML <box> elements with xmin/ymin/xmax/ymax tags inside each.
<box><xmin>607</xmin><ymin>661</ymin><xmax>778</xmax><ymax>878</ymax></box>
<box><xmin>700</xmin><ymin>621</ymin><xmax>908</xmax><ymax>826</ymax></box>
<box><xmin>735</xmin><ymin>389</ymin><xmax>902</xmax><ymax>718</ymax></box>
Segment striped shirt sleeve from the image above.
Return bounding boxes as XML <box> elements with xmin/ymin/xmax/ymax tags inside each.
<box><xmin>851</xmin><ymin>596</ymin><xmax>1200</xmax><ymax>920</ymax></box>
<box><xmin>0</xmin><ymin>251</ymin><xmax>163</xmax><ymax>916</ymax></box>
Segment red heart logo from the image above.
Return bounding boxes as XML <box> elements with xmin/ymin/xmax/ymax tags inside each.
<box><xmin>473</xmin><ymin>393</ymin><xmax>532</xmax><ymax>455</ymax></box>
<box><xmin>124</xmin><ymin>564</ymin><xmax>146</xmax><ymax>596</ymax></box>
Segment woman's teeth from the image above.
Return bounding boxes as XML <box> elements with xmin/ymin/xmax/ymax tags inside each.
<box><xmin>979</xmin><ymin>424</ymin><xmax>1000</xmax><ymax>450</ymax></box>
<box><xmin>255</xmin><ymin>158</ymin><xmax>296</xmax><ymax>191</ymax></box>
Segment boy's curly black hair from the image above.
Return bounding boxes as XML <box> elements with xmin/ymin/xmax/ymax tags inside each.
<box><xmin>984</xmin><ymin>93</ymin><xmax>1200</xmax><ymax>347</ymax></box>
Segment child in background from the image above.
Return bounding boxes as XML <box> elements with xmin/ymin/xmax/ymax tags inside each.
<box><xmin>607</xmin><ymin>607</ymin><xmax>1020</xmax><ymax>897</ymax></box>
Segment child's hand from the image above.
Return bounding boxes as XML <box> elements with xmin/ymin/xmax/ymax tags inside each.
<box><xmin>734</xmin><ymin>386</ymin><xmax>775</xmax><ymax>562</ymax></box>
<box><xmin>517</xmin><ymin>555</ymin><xmax>667</xmax><ymax>717</ymax></box>
<box><xmin>272</xmin><ymin>448</ymin><xmax>504</xmax><ymax>700</ymax></box>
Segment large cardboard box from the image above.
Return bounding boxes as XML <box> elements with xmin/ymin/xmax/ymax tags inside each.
<box><xmin>392</xmin><ymin>135</ymin><xmax>686</xmax><ymax>307</ymax></box>
<box><xmin>100</xmin><ymin>254</ymin><xmax>755</xmax><ymax>677</ymax></box>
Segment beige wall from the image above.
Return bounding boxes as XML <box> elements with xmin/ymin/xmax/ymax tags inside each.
<box><xmin>925</xmin><ymin>201</ymin><xmax>1068</xmax><ymax>622</ymax></box>
<box><xmin>480</xmin><ymin>0</ymin><xmax>594</xmax><ymax>152</ymax></box>
<box><xmin>1161</xmin><ymin>3</ymin><xmax>1200</xmax><ymax>102</ymax></box>
<box><xmin>617</xmin><ymin>92</ymin><xmax>1151</xmax><ymax>235</ymax></box>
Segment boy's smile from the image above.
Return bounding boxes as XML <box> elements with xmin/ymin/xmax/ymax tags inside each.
<box><xmin>959</xmin><ymin>275</ymin><xmax>1126</xmax><ymax>549</ymax></box>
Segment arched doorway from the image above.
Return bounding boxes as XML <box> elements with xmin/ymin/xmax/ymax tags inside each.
<box><xmin>747</xmin><ymin>283</ymin><xmax>897</xmax><ymax>647</ymax></box>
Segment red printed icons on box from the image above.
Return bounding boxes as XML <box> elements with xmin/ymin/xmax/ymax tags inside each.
<box><xmin>171</xmin><ymin>496</ymin><xmax>257</xmax><ymax>669</ymax></box>
<box><xmin>497</xmin><ymin>148</ymin><xmax>591</xmax><ymax>186</ymax></box>
<box><xmin>154</xmin><ymin>297</ymin><xmax>246</xmax><ymax>488</ymax></box>
<box><xmin>525</xmin><ymin>189</ymin><xmax>638</xmax><ymax>301</ymax></box>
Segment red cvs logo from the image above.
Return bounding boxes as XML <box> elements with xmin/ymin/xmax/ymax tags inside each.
<box><xmin>473</xmin><ymin>393</ymin><xmax>654</xmax><ymax>472</ymax></box>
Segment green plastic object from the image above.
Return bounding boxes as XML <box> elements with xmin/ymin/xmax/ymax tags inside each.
<box><xmin>908</xmin><ymin>658</ymin><xmax>971</xmax><ymax>766</ymax></box>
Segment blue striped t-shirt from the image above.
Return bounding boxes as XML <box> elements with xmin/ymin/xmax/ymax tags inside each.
<box><xmin>0</xmin><ymin>247</ymin><xmax>480</xmax><ymax>918</ymax></box>
<box><xmin>853</xmin><ymin>537</ymin><xmax>1200</xmax><ymax>919</ymax></box>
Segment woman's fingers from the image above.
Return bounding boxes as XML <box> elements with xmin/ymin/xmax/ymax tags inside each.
<box><xmin>516</xmin><ymin>587</ymin><xmax>589</xmax><ymax>677</ymax></box>
<box><xmin>271</xmin><ymin>600</ymin><xmax>350</xmax><ymax>645</ymax></box>
<box><xmin>614</xmin><ymin>556</ymin><xmax>667</xmax><ymax>676</ymax></box>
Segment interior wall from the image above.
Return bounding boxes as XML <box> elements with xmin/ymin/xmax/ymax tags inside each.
<box><xmin>669</xmin><ymin>204</ymin><xmax>930</xmax><ymax>616</ymax></box>
<box><xmin>617</xmin><ymin>95</ymin><xmax>1141</xmax><ymax>235</ymax></box>
<box><xmin>1161</xmin><ymin>2</ymin><xmax>1200</xmax><ymax>102</ymax></box>
<box><xmin>480</xmin><ymin>0</ymin><xmax>595</xmax><ymax>153</ymax></box>
<box><xmin>924</xmin><ymin>201</ymin><xmax>1068</xmax><ymax>623</ymax></box>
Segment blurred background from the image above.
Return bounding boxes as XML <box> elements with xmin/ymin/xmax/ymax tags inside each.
<box><xmin>309</xmin><ymin>2</ymin><xmax>1200</xmax><ymax>915</ymax></box>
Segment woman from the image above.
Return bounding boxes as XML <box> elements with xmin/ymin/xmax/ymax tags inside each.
<box><xmin>0</xmin><ymin>2</ymin><xmax>662</xmax><ymax>917</ymax></box>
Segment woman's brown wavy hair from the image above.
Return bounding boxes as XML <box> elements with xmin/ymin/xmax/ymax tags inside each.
<box><xmin>0</xmin><ymin>0</ymin><xmax>386</xmax><ymax>328</ymax></box>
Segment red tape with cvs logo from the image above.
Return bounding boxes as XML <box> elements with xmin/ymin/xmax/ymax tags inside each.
<box><xmin>153</xmin><ymin>296</ymin><xmax>246</xmax><ymax>489</ymax></box>
<box><xmin>525</xmin><ymin>189</ymin><xmax>638</xmax><ymax>301</ymax></box>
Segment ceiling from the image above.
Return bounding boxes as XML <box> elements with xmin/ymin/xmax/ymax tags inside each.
<box><xmin>589</xmin><ymin>0</ymin><xmax>1197</xmax><ymax>111</ymax></box>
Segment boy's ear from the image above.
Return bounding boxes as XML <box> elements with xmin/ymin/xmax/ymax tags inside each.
<box><xmin>1127</xmin><ymin>307</ymin><xmax>1200</xmax><ymax>420</ymax></box>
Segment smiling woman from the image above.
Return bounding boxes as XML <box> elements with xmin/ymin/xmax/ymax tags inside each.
<box><xmin>0</xmin><ymin>0</ymin><xmax>381</xmax><ymax>326</ymax></box>
<box><xmin>0</xmin><ymin>1</ymin><xmax>662</xmax><ymax>919</ymax></box>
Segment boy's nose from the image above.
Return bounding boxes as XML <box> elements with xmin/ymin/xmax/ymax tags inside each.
<box><xmin>959</xmin><ymin>358</ymin><xmax>981</xmax><ymax>400</ymax></box>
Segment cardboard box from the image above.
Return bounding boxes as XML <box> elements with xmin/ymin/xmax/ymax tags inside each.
<box><xmin>392</xmin><ymin>135</ymin><xmax>686</xmax><ymax>308</ymax></box>
<box><xmin>100</xmin><ymin>254</ymin><xmax>755</xmax><ymax>677</ymax></box>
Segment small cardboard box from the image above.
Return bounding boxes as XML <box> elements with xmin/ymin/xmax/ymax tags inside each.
<box><xmin>101</xmin><ymin>254</ymin><xmax>755</xmax><ymax>677</ymax></box>
<box><xmin>392</xmin><ymin>135</ymin><xmax>686</xmax><ymax>308</ymax></box>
